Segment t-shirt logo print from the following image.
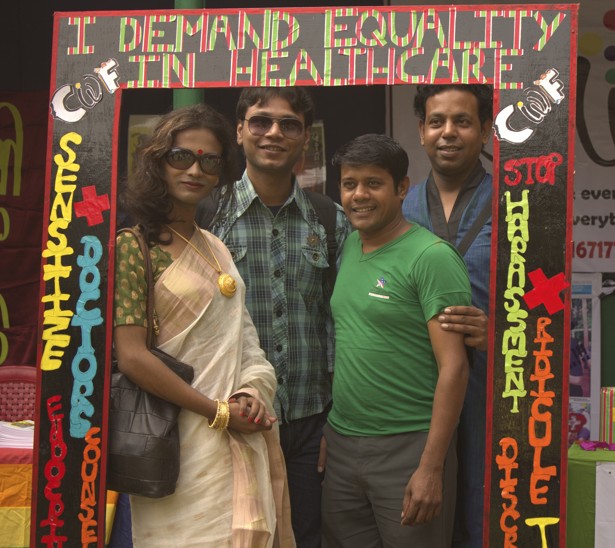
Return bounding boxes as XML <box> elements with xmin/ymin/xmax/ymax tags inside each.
<box><xmin>368</xmin><ymin>277</ymin><xmax>390</xmax><ymax>300</ymax></box>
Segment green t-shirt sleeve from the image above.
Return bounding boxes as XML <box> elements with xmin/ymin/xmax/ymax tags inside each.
<box><xmin>114</xmin><ymin>231</ymin><xmax>148</xmax><ymax>328</ymax></box>
<box><xmin>414</xmin><ymin>240</ymin><xmax>472</xmax><ymax>321</ymax></box>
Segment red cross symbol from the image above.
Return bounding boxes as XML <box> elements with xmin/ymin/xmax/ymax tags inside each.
<box><xmin>523</xmin><ymin>268</ymin><xmax>569</xmax><ymax>315</ymax></box>
<box><xmin>74</xmin><ymin>185</ymin><xmax>110</xmax><ymax>226</ymax></box>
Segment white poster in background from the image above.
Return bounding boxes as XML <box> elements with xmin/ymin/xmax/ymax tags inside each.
<box><xmin>573</xmin><ymin>1</ymin><xmax>615</xmax><ymax>272</ymax></box>
<box><xmin>295</xmin><ymin>120</ymin><xmax>327</xmax><ymax>194</ymax></box>
<box><xmin>391</xmin><ymin>0</ymin><xmax>615</xmax><ymax>273</ymax></box>
<box><xmin>595</xmin><ymin>462</ymin><xmax>615</xmax><ymax>547</ymax></box>
<box><xmin>569</xmin><ymin>273</ymin><xmax>602</xmax><ymax>443</ymax></box>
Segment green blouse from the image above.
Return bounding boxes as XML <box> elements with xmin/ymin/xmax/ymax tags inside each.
<box><xmin>114</xmin><ymin>230</ymin><xmax>172</xmax><ymax>328</ymax></box>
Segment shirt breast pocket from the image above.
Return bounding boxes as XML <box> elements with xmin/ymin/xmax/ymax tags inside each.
<box><xmin>225</xmin><ymin>244</ymin><xmax>247</xmax><ymax>263</ymax></box>
<box><xmin>301</xmin><ymin>245</ymin><xmax>330</xmax><ymax>270</ymax></box>
<box><xmin>299</xmin><ymin>245</ymin><xmax>330</xmax><ymax>301</ymax></box>
<box><xmin>225</xmin><ymin>243</ymin><xmax>248</xmax><ymax>289</ymax></box>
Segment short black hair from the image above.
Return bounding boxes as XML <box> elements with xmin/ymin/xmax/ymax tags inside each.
<box><xmin>414</xmin><ymin>84</ymin><xmax>493</xmax><ymax>124</ymax></box>
<box><xmin>332</xmin><ymin>134</ymin><xmax>409</xmax><ymax>189</ymax></box>
<box><xmin>236</xmin><ymin>87</ymin><xmax>314</xmax><ymax>127</ymax></box>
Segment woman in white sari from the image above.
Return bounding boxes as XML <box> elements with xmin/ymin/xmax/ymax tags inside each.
<box><xmin>114</xmin><ymin>104</ymin><xmax>294</xmax><ymax>547</ymax></box>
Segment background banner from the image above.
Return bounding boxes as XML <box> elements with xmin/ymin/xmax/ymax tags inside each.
<box><xmin>0</xmin><ymin>92</ymin><xmax>47</xmax><ymax>367</ymax></box>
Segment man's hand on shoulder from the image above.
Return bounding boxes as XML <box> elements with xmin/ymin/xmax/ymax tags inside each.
<box><xmin>437</xmin><ymin>305</ymin><xmax>488</xmax><ymax>352</ymax></box>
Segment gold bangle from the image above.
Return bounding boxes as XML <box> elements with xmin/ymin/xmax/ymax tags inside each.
<box><xmin>218</xmin><ymin>400</ymin><xmax>230</xmax><ymax>431</ymax></box>
<box><xmin>208</xmin><ymin>399</ymin><xmax>222</xmax><ymax>429</ymax></box>
<box><xmin>208</xmin><ymin>399</ymin><xmax>230</xmax><ymax>431</ymax></box>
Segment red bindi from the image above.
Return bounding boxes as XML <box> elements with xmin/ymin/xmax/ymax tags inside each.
<box><xmin>197</xmin><ymin>149</ymin><xmax>203</xmax><ymax>155</ymax></box>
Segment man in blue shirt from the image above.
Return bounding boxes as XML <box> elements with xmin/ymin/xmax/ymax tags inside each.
<box><xmin>198</xmin><ymin>87</ymin><xmax>351</xmax><ymax>548</ymax></box>
<box><xmin>402</xmin><ymin>84</ymin><xmax>493</xmax><ymax>548</ymax></box>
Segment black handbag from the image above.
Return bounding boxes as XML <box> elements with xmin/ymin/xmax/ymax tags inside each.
<box><xmin>107</xmin><ymin>227</ymin><xmax>195</xmax><ymax>498</ymax></box>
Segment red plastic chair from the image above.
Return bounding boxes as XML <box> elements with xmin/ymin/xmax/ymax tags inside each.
<box><xmin>0</xmin><ymin>365</ymin><xmax>37</xmax><ymax>422</ymax></box>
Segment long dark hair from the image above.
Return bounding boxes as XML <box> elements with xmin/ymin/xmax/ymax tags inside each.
<box><xmin>121</xmin><ymin>103</ymin><xmax>238</xmax><ymax>245</ymax></box>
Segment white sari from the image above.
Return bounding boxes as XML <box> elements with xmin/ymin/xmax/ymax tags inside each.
<box><xmin>130</xmin><ymin>229</ymin><xmax>294</xmax><ymax>548</ymax></box>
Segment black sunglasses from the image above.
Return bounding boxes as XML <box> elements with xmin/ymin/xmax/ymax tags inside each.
<box><xmin>164</xmin><ymin>148</ymin><xmax>223</xmax><ymax>175</ymax></box>
<box><xmin>244</xmin><ymin>115</ymin><xmax>305</xmax><ymax>139</ymax></box>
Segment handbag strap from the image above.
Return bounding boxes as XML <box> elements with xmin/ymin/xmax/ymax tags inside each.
<box><xmin>456</xmin><ymin>198</ymin><xmax>492</xmax><ymax>257</ymax></box>
<box><xmin>117</xmin><ymin>226</ymin><xmax>156</xmax><ymax>349</ymax></box>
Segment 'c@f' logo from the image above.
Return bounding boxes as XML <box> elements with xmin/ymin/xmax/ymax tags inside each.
<box><xmin>50</xmin><ymin>59</ymin><xmax>120</xmax><ymax>123</ymax></box>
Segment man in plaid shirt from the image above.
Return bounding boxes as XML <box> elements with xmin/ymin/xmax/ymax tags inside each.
<box><xmin>202</xmin><ymin>87</ymin><xmax>351</xmax><ymax>548</ymax></box>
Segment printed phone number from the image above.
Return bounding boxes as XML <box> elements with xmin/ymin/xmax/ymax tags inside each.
<box><xmin>572</xmin><ymin>241</ymin><xmax>615</xmax><ymax>259</ymax></box>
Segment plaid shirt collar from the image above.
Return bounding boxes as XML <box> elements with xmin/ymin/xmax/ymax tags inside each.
<box><xmin>232</xmin><ymin>170</ymin><xmax>320</xmax><ymax>230</ymax></box>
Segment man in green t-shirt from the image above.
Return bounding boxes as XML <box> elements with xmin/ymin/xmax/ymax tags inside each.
<box><xmin>321</xmin><ymin>134</ymin><xmax>472</xmax><ymax>547</ymax></box>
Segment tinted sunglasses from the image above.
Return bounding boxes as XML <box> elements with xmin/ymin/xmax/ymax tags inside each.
<box><xmin>164</xmin><ymin>148</ymin><xmax>223</xmax><ymax>175</ymax></box>
<box><xmin>244</xmin><ymin>115</ymin><xmax>305</xmax><ymax>139</ymax></box>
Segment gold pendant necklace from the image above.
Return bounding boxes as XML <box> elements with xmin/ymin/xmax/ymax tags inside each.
<box><xmin>166</xmin><ymin>223</ymin><xmax>237</xmax><ymax>298</ymax></box>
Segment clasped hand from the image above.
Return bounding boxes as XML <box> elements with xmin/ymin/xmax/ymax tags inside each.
<box><xmin>228</xmin><ymin>395</ymin><xmax>277</xmax><ymax>433</ymax></box>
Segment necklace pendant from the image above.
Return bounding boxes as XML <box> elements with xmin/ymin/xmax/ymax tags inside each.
<box><xmin>218</xmin><ymin>273</ymin><xmax>237</xmax><ymax>298</ymax></box>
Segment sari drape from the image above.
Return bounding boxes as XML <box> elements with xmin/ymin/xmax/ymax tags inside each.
<box><xmin>129</xmin><ymin>229</ymin><xmax>294</xmax><ymax>548</ymax></box>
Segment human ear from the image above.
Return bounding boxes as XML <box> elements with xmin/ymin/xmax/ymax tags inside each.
<box><xmin>236</xmin><ymin>121</ymin><xmax>244</xmax><ymax>146</ymax></box>
<box><xmin>481</xmin><ymin>120</ymin><xmax>493</xmax><ymax>144</ymax></box>
<box><xmin>398</xmin><ymin>176</ymin><xmax>410</xmax><ymax>199</ymax></box>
